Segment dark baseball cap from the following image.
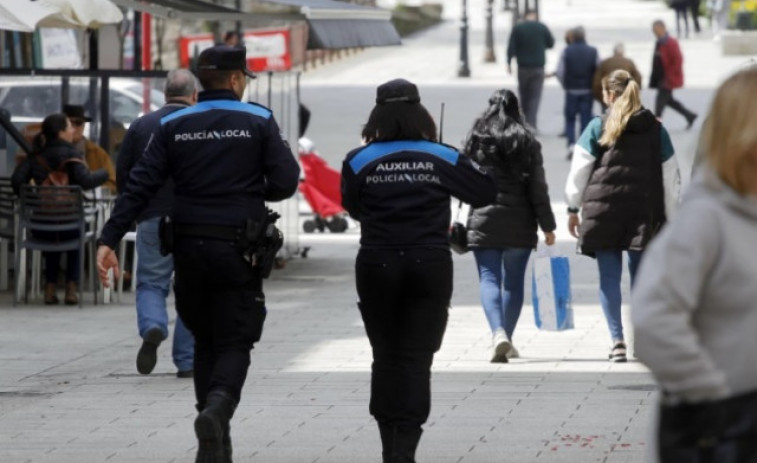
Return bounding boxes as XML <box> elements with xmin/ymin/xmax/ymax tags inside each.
<box><xmin>375</xmin><ymin>78</ymin><xmax>420</xmax><ymax>104</ymax></box>
<box><xmin>197</xmin><ymin>45</ymin><xmax>255</xmax><ymax>79</ymax></box>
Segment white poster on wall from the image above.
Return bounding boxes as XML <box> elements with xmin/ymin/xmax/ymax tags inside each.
<box><xmin>39</xmin><ymin>28</ymin><xmax>82</xmax><ymax>69</ymax></box>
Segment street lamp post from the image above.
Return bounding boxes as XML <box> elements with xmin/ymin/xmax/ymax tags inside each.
<box><xmin>458</xmin><ymin>0</ymin><xmax>471</xmax><ymax>77</ymax></box>
<box><xmin>484</xmin><ymin>0</ymin><xmax>495</xmax><ymax>62</ymax></box>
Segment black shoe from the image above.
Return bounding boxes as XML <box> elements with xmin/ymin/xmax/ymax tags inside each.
<box><xmin>686</xmin><ymin>113</ymin><xmax>698</xmax><ymax>130</ymax></box>
<box><xmin>177</xmin><ymin>369</ymin><xmax>194</xmax><ymax>379</ymax></box>
<box><xmin>136</xmin><ymin>327</ymin><xmax>163</xmax><ymax>375</ymax></box>
<box><xmin>195</xmin><ymin>390</ymin><xmax>237</xmax><ymax>463</ymax></box>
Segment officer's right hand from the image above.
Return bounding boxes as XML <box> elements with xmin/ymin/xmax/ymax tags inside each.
<box><xmin>96</xmin><ymin>245</ymin><xmax>119</xmax><ymax>288</ymax></box>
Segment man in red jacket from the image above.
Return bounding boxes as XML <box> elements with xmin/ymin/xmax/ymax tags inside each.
<box><xmin>649</xmin><ymin>20</ymin><xmax>697</xmax><ymax>129</ymax></box>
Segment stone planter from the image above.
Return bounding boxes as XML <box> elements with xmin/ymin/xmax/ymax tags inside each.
<box><xmin>721</xmin><ymin>30</ymin><xmax>757</xmax><ymax>54</ymax></box>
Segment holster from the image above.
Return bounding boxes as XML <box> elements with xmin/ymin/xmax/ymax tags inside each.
<box><xmin>158</xmin><ymin>216</ymin><xmax>174</xmax><ymax>256</ymax></box>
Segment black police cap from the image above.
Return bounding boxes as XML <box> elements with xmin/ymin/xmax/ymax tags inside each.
<box><xmin>197</xmin><ymin>45</ymin><xmax>255</xmax><ymax>79</ymax></box>
<box><xmin>375</xmin><ymin>78</ymin><xmax>421</xmax><ymax>104</ymax></box>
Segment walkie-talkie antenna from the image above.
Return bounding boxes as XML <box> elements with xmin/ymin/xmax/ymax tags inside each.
<box><xmin>439</xmin><ymin>102</ymin><xmax>445</xmax><ymax>143</ymax></box>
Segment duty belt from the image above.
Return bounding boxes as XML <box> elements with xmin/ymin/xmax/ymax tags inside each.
<box><xmin>174</xmin><ymin>223</ymin><xmax>243</xmax><ymax>241</ymax></box>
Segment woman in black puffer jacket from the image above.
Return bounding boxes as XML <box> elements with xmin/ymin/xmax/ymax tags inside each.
<box><xmin>12</xmin><ymin>113</ymin><xmax>108</xmax><ymax>305</ymax></box>
<box><xmin>464</xmin><ymin>89</ymin><xmax>556</xmax><ymax>363</ymax></box>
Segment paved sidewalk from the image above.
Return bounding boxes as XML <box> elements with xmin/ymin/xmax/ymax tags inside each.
<box><xmin>1</xmin><ymin>1</ymin><xmax>752</xmax><ymax>462</ymax></box>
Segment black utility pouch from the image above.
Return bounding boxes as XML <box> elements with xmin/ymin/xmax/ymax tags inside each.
<box><xmin>158</xmin><ymin>216</ymin><xmax>174</xmax><ymax>256</ymax></box>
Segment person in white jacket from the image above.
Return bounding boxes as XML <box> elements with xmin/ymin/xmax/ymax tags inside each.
<box><xmin>564</xmin><ymin>69</ymin><xmax>680</xmax><ymax>362</ymax></box>
<box><xmin>631</xmin><ymin>65</ymin><xmax>757</xmax><ymax>461</ymax></box>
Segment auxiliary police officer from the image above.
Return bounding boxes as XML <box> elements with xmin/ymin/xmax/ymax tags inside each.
<box><xmin>96</xmin><ymin>45</ymin><xmax>300</xmax><ymax>463</ymax></box>
<box><xmin>341</xmin><ymin>78</ymin><xmax>497</xmax><ymax>463</ymax></box>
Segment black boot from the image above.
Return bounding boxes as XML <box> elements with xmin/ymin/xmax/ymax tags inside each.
<box><xmin>194</xmin><ymin>390</ymin><xmax>237</xmax><ymax>463</ymax></box>
<box><xmin>378</xmin><ymin>423</ymin><xmax>394</xmax><ymax>463</ymax></box>
<box><xmin>392</xmin><ymin>426</ymin><xmax>423</xmax><ymax>463</ymax></box>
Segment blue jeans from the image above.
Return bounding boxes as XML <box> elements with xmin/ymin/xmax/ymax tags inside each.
<box><xmin>473</xmin><ymin>247</ymin><xmax>532</xmax><ymax>340</ymax></box>
<box><xmin>136</xmin><ymin>217</ymin><xmax>194</xmax><ymax>372</ymax></box>
<box><xmin>565</xmin><ymin>93</ymin><xmax>594</xmax><ymax>147</ymax></box>
<box><xmin>595</xmin><ymin>249</ymin><xmax>643</xmax><ymax>342</ymax></box>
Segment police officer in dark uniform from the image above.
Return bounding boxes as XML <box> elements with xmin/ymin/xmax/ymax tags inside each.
<box><xmin>341</xmin><ymin>79</ymin><xmax>497</xmax><ymax>463</ymax></box>
<box><xmin>96</xmin><ymin>45</ymin><xmax>300</xmax><ymax>463</ymax></box>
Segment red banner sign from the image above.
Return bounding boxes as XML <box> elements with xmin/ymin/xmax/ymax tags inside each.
<box><xmin>179</xmin><ymin>29</ymin><xmax>291</xmax><ymax>72</ymax></box>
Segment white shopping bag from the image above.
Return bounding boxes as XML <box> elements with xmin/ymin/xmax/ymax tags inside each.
<box><xmin>531</xmin><ymin>243</ymin><xmax>574</xmax><ymax>331</ymax></box>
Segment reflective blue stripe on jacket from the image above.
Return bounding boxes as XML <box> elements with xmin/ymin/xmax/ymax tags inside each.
<box><xmin>341</xmin><ymin>140</ymin><xmax>497</xmax><ymax>249</ymax></box>
<box><xmin>100</xmin><ymin>89</ymin><xmax>300</xmax><ymax>248</ymax></box>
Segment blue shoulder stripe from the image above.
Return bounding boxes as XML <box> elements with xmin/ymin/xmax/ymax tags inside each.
<box><xmin>160</xmin><ymin>100</ymin><xmax>272</xmax><ymax>125</ymax></box>
<box><xmin>349</xmin><ymin>140</ymin><xmax>459</xmax><ymax>174</ymax></box>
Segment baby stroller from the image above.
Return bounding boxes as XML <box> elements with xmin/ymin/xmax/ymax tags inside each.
<box><xmin>298</xmin><ymin>137</ymin><xmax>349</xmax><ymax>233</ymax></box>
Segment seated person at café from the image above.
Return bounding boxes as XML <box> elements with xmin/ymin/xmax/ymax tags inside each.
<box><xmin>11</xmin><ymin>113</ymin><xmax>108</xmax><ymax>305</ymax></box>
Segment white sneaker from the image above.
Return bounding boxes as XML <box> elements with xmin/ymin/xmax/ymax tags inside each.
<box><xmin>491</xmin><ymin>329</ymin><xmax>511</xmax><ymax>363</ymax></box>
<box><xmin>506</xmin><ymin>345</ymin><xmax>519</xmax><ymax>359</ymax></box>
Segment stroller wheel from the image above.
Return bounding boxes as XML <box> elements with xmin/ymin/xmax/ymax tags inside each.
<box><xmin>315</xmin><ymin>216</ymin><xmax>326</xmax><ymax>232</ymax></box>
<box><xmin>303</xmin><ymin>220</ymin><xmax>317</xmax><ymax>233</ymax></box>
<box><xmin>326</xmin><ymin>217</ymin><xmax>349</xmax><ymax>233</ymax></box>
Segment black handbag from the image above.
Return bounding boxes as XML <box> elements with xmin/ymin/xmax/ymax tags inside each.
<box><xmin>449</xmin><ymin>200</ymin><xmax>468</xmax><ymax>254</ymax></box>
<box><xmin>658</xmin><ymin>389</ymin><xmax>757</xmax><ymax>463</ymax></box>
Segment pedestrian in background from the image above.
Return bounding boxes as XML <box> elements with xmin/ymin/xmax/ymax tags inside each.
<box><xmin>592</xmin><ymin>42</ymin><xmax>642</xmax><ymax>113</ymax></box>
<box><xmin>116</xmin><ymin>69</ymin><xmax>198</xmax><ymax>379</ymax></box>
<box><xmin>688</xmin><ymin>0</ymin><xmax>702</xmax><ymax>33</ymax></box>
<box><xmin>463</xmin><ymin>89</ymin><xmax>556</xmax><ymax>363</ymax></box>
<box><xmin>506</xmin><ymin>10</ymin><xmax>555</xmax><ymax>132</ymax></box>
<box><xmin>341</xmin><ymin>78</ymin><xmax>496</xmax><ymax>463</ymax></box>
<box><xmin>670</xmin><ymin>0</ymin><xmax>691</xmax><ymax>38</ymax></box>
<box><xmin>649</xmin><ymin>20</ymin><xmax>698</xmax><ymax>130</ymax></box>
<box><xmin>632</xmin><ymin>65</ymin><xmax>757</xmax><ymax>462</ymax></box>
<box><xmin>564</xmin><ymin>69</ymin><xmax>680</xmax><ymax>362</ymax></box>
<box><xmin>62</xmin><ymin>104</ymin><xmax>117</xmax><ymax>194</ymax></box>
<box><xmin>97</xmin><ymin>45</ymin><xmax>300</xmax><ymax>462</ymax></box>
<box><xmin>11</xmin><ymin>113</ymin><xmax>108</xmax><ymax>305</ymax></box>
<box><xmin>556</xmin><ymin>26</ymin><xmax>599</xmax><ymax>160</ymax></box>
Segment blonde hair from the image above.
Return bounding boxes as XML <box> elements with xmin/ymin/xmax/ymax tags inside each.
<box><xmin>598</xmin><ymin>70</ymin><xmax>642</xmax><ymax>147</ymax></box>
<box><xmin>701</xmin><ymin>65</ymin><xmax>757</xmax><ymax>195</ymax></box>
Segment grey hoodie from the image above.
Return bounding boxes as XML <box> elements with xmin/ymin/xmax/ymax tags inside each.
<box><xmin>632</xmin><ymin>166</ymin><xmax>757</xmax><ymax>403</ymax></box>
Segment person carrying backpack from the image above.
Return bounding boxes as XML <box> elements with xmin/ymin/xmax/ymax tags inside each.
<box><xmin>12</xmin><ymin>113</ymin><xmax>108</xmax><ymax>305</ymax></box>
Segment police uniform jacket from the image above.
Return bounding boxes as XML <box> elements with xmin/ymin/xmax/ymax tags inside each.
<box><xmin>341</xmin><ymin>140</ymin><xmax>497</xmax><ymax>249</ymax></box>
<box><xmin>99</xmin><ymin>89</ymin><xmax>300</xmax><ymax>249</ymax></box>
<box><xmin>116</xmin><ymin>101</ymin><xmax>190</xmax><ymax>223</ymax></box>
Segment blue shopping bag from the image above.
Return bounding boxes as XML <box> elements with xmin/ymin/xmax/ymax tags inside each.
<box><xmin>531</xmin><ymin>244</ymin><xmax>574</xmax><ymax>331</ymax></box>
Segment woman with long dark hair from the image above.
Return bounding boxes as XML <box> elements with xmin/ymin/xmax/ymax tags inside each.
<box><xmin>564</xmin><ymin>69</ymin><xmax>680</xmax><ymax>362</ymax></box>
<box><xmin>341</xmin><ymin>78</ymin><xmax>496</xmax><ymax>463</ymax></box>
<box><xmin>12</xmin><ymin>113</ymin><xmax>108</xmax><ymax>305</ymax></box>
<box><xmin>464</xmin><ymin>89</ymin><xmax>556</xmax><ymax>363</ymax></box>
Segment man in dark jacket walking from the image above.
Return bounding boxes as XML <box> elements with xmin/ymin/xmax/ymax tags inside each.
<box><xmin>506</xmin><ymin>11</ymin><xmax>555</xmax><ymax>132</ymax></box>
<box><xmin>556</xmin><ymin>26</ymin><xmax>598</xmax><ymax>159</ymax></box>
<box><xmin>650</xmin><ymin>20</ymin><xmax>697</xmax><ymax>129</ymax></box>
<box><xmin>97</xmin><ymin>45</ymin><xmax>300</xmax><ymax>462</ymax></box>
<box><xmin>116</xmin><ymin>69</ymin><xmax>198</xmax><ymax>379</ymax></box>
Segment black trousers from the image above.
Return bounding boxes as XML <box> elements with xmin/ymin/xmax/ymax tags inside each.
<box><xmin>356</xmin><ymin>247</ymin><xmax>452</xmax><ymax>428</ymax></box>
<box><xmin>655</xmin><ymin>88</ymin><xmax>695</xmax><ymax>121</ymax></box>
<box><xmin>173</xmin><ymin>238</ymin><xmax>266</xmax><ymax>408</ymax></box>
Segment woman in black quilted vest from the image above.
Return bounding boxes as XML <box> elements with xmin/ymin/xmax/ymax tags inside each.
<box><xmin>564</xmin><ymin>69</ymin><xmax>680</xmax><ymax>362</ymax></box>
<box><xmin>464</xmin><ymin>89</ymin><xmax>556</xmax><ymax>363</ymax></box>
<box><xmin>11</xmin><ymin>113</ymin><xmax>108</xmax><ymax>305</ymax></box>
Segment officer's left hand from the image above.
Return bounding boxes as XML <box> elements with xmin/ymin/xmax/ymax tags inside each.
<box><xmin>544</xmin><ymin>231</ymin><xmax>556</xmax><ymax>246</ymax></box>
<box><xmin>96</xmin><ymin>245</ymin><xmax>119</xmax><ymax>288</ymax></box>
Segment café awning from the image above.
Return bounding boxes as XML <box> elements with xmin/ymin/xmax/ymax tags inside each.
<box><xmin>112</xmin><ymin>0</ymin><xmax>401</xmax><ymax>49</ymax></box>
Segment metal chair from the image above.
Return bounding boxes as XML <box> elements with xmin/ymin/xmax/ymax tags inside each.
<box><xmin>0</xmin><ymin>177</ymin><xmax>15</xmax><ymax>291</ymax></box>
<box><xmin>14</xmin><ymin>185</ymin><xmax>98</xmax><ymax>307</ymax></box>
